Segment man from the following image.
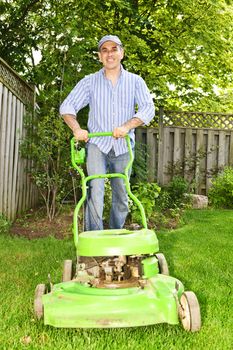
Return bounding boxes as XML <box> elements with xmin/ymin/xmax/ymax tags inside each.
<box><xmin>60</xmin><ymin>34</ymin><xmax>154</xmax><ymax>231</ymax></box>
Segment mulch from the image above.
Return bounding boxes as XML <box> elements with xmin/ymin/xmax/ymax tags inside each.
<box><xmin>10</xmin><ymin>209</ymin><xmax>73</xmax><ymax>240</ymax></box>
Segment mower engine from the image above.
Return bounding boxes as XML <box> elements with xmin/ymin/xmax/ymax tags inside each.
<box><xmin>76</xmin><ymin>255</ymin><xmax>147</xmax><ymax>287</ymax></box>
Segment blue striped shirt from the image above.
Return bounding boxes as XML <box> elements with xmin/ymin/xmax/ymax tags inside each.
<box><xmin>60</xmin><ymin>66</ymin><xmax>155</xmax><ymax>155</ymax></box>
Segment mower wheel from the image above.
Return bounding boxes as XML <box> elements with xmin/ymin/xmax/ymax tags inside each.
<box><xmin>179</xmin><ymin>291</ymin><xmax>201</xmax><ymax>332</ymax></box>
<box><xmin>34</xmin><ymin>283</ymin><xmax>46</xmax><ymax>320</ymax></box>
<box><xmin>62</xmin><ymin>259</ymin><xmax>73</xmax><ymax>282</ymax></box>
<box><xmin>155</xmin><ymin>253</ymin><xmax>169</xmax><ymax>275</ymax></box>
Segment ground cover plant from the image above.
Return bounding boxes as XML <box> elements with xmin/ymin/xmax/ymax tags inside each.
<box><xmin>0</xmin><ymin>209</ymin><xmax>233</xmax><ymax>350</ymax></box>
<box><xmin>208</xmin><ymin>166</ymin><xmax>233</xmax><ymax>209</ymax></box>
<box><xmin>130</xmin><ymin>177</ymin><xmax>191</xmax><ymax>230</ymax></box>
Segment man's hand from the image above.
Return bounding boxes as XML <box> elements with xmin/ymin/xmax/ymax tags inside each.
<box><xmin>113</xmin><ymin>117</ymin><xmax>143</xmax><ymax>139</ymax></box>
<box><xmin>73</xmin><ymin>128</ymin><xmax>89</xmax><ymax>142</ymax></box>
<box><xmin>62</xmin><ymin>115</ymin><xmax>89</xmax><ymax>142</ymax></box>
<box><xmin>113</xmin><ymin>126</ymin><xmax>129</xmax><ymax>139</ymax></box>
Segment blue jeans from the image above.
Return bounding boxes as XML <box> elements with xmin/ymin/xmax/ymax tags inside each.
<box><xmin>85</xmin><ymin>143</ymin><xmax>131</xmax><ymax>231</ymax></box>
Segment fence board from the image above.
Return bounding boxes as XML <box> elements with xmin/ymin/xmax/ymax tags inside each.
<box><xmin>195</xmin><ymin>129</ymin><xmax>204</xmax><ymax>193</ymax></box>
<box><xmin>225</xmin><ymin>135</ymin><xmax>230</xmax><ymax>165</ymax></box>
<box><xmin>163</xmin><ymin>128</ymin><xmax>173</xmax><ymax>184</ymax></box>
<box><xmin>218</xmin><ymin>131</ymin><xmax>225</xmax><ymax>168</ymax></box>
<box><xmin>11</xmin><ymin>99</ymin><xmax>21</xmax><ymax>219</ymax></box>
<box><xmin>8</xmin><ymin>95</ymin><xmax>17</xmax><ymax>218</ymax></box>
<box><xmin>157</xmin><ymin>116</ymin><xmax>164</xmax><ymax>185</ymax></box>
<box><xmin>173</xmin><ymin>128</ymin><xmax>181</xmax><ymax>163</ymax></box>
<box><xmin>147</xmin><ymin>128</ymin><xmax>157</xmax><ymax>182</ymax></box>
<box><xmin>230</xmin><ymin>131</ymin><xmax>233</xmax><ymax>166</ymax></box>
<box><xmin>3</xmin><ymin>91</ymin><xmax>12</xmax><ymax>214</ymax></box>
<box><xmin>207</xmin><ymin>130</ymin><xmax>218</xmax><ymax>191</ymax></box>
<box><xmin>184</xmin><ymin>128</ymin><xmax>193</xmax><ymax>184</ymax></box>
<box><xmin>16</xmin><ymin>101</ymin><xmax>24</xmax><ymax>214</ymax></box>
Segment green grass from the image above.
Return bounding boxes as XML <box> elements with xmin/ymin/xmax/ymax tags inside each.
<box><xmin>0</xmin><ymin>209</ymin><xmax>233</xmax><ymax>350</ymax></box>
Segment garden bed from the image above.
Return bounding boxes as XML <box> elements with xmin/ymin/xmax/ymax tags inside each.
<box><xmin>10</xmin><ymin>207</ymin><xmax>73</xmax><ymax>239</ymax></box>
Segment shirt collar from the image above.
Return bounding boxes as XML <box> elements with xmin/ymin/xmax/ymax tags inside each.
<box><xmin>100</xmin><ymin>65</ymin><xmax>125</xmax><ymax>78</ymax></box>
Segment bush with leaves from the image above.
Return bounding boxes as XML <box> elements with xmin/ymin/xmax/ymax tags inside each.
<box><xmin>155</xmin><ymin>176</ymin><xmax>190</xmax><ymax>211</ymax></box>
<box><xmin>166</xmin><ymin>176</ymin><xmax>190</xmax><ymax>209</ymax></box>
<box><xmin>149</xmin><ymin>176</ymin><xmax>191</xmax><ymax>229</ymax></box>
<box><xmin>131</xmin><ymin>142</ymin><xmax>148</xmax><ymax>184</ymax></box>
<box><xmin>130</xmin><ymin>182</ymin><xmax>161</xmax><ymax>224</ymax></box>
<box><xmin>0</xmin><ymin>215</ymin><xmax>11</xmax><ymax>234</ymax></box>
<box><xmin>129</xmin><ymin>178</ymin><xmax>189</xmax><ymax>229</ymax></box>
<box><xmin>104</xmin><ymin>177</ymin><xmax>190</xmax><ymax>229</ymax></box>
<box><xmin>208</xmin><ymin>167</ymin><xmax>233</xmax><ymax>209</ymax></box>
<box><xmin>21</xmin><ymin>108</ymin><xmax>73</xmax><ymax>221</ymax></box>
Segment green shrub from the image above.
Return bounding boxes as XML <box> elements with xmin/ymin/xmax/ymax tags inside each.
<box><xmin>21</xmin><ymin>109</ymin><xmax>72</xmax><ymax>221</ymax></box>
<box><xmin>0</xmin><ymin>215</ymin><xmax>11</xmax><ymax>234</ymax></box>
<box><xmin>103</xmin><ymin>179</ymin><xmax>112</xmax><ymax>224</ymax></box>
<box><xmin>104</xmin><ymin>176</ymin><xmax>189</xmax><ymax>230</ymax></box>
<box><xmin>130</xmin><ymin>182</ymin><xmax>161</xmax><ymax>224</ymax></box>
<box><xmin>131</xmin><ymin>142</ymin><xmax>148</xmax><ymax>184</ymax></box>
<box><xmin>208</xmin><ymin>167</ymin><xmax>233</xmax><ymax>209</ymax></box>
<box><xmin>167</xmin><ymin>176</ymin><xmax>189</xmax><ymax>205</ymax></box>
<box><xmin>156</xmin><ymin>176</ymin><xmax>190</xmax><ymax>211</ymax></box>
<box><xmin>154</xmin><ymin>190</ymin><xmax>171</xmax><ymax>211</ymax></box>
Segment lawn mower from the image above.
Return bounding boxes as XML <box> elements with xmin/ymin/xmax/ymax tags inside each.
<box><xmin>34</xmin><ymin>132</ymin><xmax>201</xmax><ymax>331</ymax></box>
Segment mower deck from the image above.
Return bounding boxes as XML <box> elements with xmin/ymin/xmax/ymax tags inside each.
<box><xmin>42</xmin><ymin>275</ymin><xmax>184</xmax><ymax>328</ymax></box>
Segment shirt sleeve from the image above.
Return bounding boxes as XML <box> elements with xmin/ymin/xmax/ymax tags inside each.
<box><xmin>134</xmin><ymin>76</ymin><xmax>155</xmax><ymax>125</ymax></box>
<box><xmin>59</xmin><ymin>76</ymin><xmax>90</xmax><ymax>116</ymax></box>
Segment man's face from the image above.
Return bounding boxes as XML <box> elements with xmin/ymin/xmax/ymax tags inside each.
<box><xmin>98</xmin><ymin>41</ymin><xmax>124</xmax><ymax>71</ymax></box>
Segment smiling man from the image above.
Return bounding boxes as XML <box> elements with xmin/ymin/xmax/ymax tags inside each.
<box><xmin>60</xmin><ymin>34</ymin><xmax>155</xmax><ymax>231</ymax></box>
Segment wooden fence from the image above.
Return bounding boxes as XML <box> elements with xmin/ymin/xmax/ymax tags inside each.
<box><xmin>0</xmin><ymin>58</ymin><xmax>38</xmax><ymax>220</ymax></box>
<box><xmin>136</xmin><ymin>108</ymin><xmax>233</xmax><ymax>194</ymax></box>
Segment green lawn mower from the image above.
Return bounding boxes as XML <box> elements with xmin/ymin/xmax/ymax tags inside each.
<box><xmin>34</xmin><ymin>132</ymin><xmax>201</xmax><ymax>332</ymax></box>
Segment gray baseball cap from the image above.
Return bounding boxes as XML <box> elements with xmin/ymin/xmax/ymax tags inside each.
<box><xmin>98</xmin><ymin>35</ymin><xmax>123</xmax><ymax>50</ymax></box>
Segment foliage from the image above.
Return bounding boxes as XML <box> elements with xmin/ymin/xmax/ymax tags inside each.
<box><xmin>1</xmin><ymin>0</ymin><xmax>233</xmax><ymax>112</ymax></box>
<box><xmin>21</xmin><ymin>108</ymin><xmax>72</xmax><ymax>221</ymax></box>
<box><xmin>104</xmin><ymin>180</ymin><xmax>162</xmax><ymax>227</ymax></box>
<box><xmin>208</xmin><ymin>166</ymin><xmax>233</xmax><ymax>209</ymax></box>
<box><xmin>104</xmin><ymin>177</ymin><xmax>188</xmax><ymax>229</ymax></box>
<box><xmin>130</xmin><ymin>182</ymin><xmax>161</xmax><ymax>223</ymax></box>
<box><xmin>102</xmin><ymin>176</ymin><xmax>190</xmax><ymax>228</ymax></box>
<box><xmin>153</xmin><ymin>176</ymin><xmax>190</xmax><ymax>212</ymax></box>
<box><xmin>103</xmin><ymin>179</ymin><xmax>112</xmax><ymax>225</ymax></box>
<box><xmin>131</xmin><ymin>142</ymin><xmax>148</xmax><ymax>184</ymax></box>
<box><xmin>0</xmin><ymin>215</ymin><xmax>11</xmax><ymax>234</ymax></box>
<box><xmin>149</xmin><ymin>176</ymin><xmax>191</xmax><ymax>229</ymax></box>
<box><xmin>166</xmin><ymin>176</ymin><xmax>190</xmax><ymax>208</ymax></box>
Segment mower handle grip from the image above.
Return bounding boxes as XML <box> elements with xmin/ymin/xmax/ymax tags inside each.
<box><xmin>88</xmin><ymin>131</ymin><xmax>113</xmax><ymax>138</ymax></box>
<box><xmin>87</xmin><ymin>131</ymin><xmax>130</xmax><ymax>142</ymax></box>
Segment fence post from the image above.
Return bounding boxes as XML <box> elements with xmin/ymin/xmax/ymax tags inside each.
<box><xmin>157</xmin><ymin>106</ymin><xmax>164</xmax><ymax>185</ymax></box>
<box><xmin>230</xmin><ymin>131</ymin><xmax>233</xmax><ymax>166</ymax></box>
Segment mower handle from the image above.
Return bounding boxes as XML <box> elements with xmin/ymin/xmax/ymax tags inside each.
<box><xmin>71</xmin><ymin>132</ymin><xmax>134</xmax><ymax>170</ymax></box>
<box><xmin>88</xmin><ymin>131</ymin><xmax>113</xmax><ymax>138</ymax></box>
<box><xmin>71</xmin><ymin>132</ymin><xmax>148</xmax><ymax>243</ymax></box>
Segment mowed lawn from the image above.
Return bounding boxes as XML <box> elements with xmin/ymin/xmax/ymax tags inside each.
<box><xmin>0</xmin><ymin>209</ymin><xmax>232</xmax><ymax>350</ymax></box>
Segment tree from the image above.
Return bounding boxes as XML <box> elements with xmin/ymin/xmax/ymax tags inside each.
<box><xmin>1</xmin><ymin>0</ymin><xmax>233</xmax><ymax>110</ymax></box>
<box><xmin>21</xmin><ymin>108</ymin><xmax>72</xmax><ymax>221</ymax></box>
